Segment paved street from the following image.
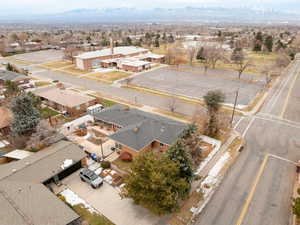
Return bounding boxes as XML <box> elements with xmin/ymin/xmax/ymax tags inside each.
<box><xmin>195</xmin><ymin>58</ymin><xmax>300</xmax><ymax>225</ymax></box>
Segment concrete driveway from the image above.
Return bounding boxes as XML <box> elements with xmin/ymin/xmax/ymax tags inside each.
<box><xmin>62</xmin><ymin>171</ymin><xmax>167</xmax><ymax>225</ymax></box>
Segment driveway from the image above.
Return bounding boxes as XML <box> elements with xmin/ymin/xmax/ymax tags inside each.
<box><xmin>62</xmin><ymin>171</ymin><xmax>167</xmax><ymax>225</ymax></box>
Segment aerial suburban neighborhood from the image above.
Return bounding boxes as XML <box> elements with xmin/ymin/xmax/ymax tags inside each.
<box><xmin>1</xmin><ymin>1</ymin><xmax>300</xmax><ymax>225</ymax></box>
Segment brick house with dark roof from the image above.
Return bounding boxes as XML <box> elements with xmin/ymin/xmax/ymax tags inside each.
<box><xmin>93</xmin><ymin>105</ymin><xmax>187</xmax><ymax>157</ymax></box>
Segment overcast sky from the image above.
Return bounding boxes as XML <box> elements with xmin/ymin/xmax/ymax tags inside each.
<box><xmin>1</xmin><ymin>0</ymin><xmax>298</xmax><ymax>15</ymax></box>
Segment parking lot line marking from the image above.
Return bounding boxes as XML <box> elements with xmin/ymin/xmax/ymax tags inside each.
<box><xmin>268</xmin><ymin>154</ymin><xmax>297</xmax><ymax>165</ymax></box>
<box><xmin>279</xmin><ymin>68</ymin><xmax>300</xmax><ymax>119</ymax></box>
<box><xmin>235</xmin><ymin>154</ymin><xmax>269</xmax><ymax>225</ymax></box>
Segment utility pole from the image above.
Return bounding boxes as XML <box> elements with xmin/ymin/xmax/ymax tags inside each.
<box><xmin>231</xmin><ymin>88</ymin><xmax>239</xmax><ymax>126</ymax></box>
<box><xmin>100</xmin><ymin>139</ymin><xmax>104</xmax><ymax>159</ymax></box>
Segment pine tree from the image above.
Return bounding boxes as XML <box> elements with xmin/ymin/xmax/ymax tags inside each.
<box><xmin>168</xmin><ymin>140</ymin><xmax>194</xmax><ymax>184</ymax></box>
<box><xmin>264</xmin><ymin>35</ymin><xmax>273</xmax><ymax>52</ymax></box>
<box><xmin>196</xmin><ymin>47</ymin><xmax>205</xmax><ymax>61</ymax></box>
<box><xmin>11</xmin><ymin>94</ymin><xmax>41</xmax><ymax>136</ymax></box>
<box><xmin>122</xmin><ymin>151</ymin><xmax>190</xmax><ymax>215</ymax></box>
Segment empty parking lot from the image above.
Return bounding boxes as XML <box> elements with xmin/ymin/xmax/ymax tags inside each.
<box><xmin>130</xmin><ymin>66</ymin><xmax>266</xmax><ymax>107</ymax></box>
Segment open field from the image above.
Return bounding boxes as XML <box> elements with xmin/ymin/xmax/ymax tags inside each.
<box><xmin>87</xmin><ymin>71</ymin><xmax>132</xmax><ymax>82</ymax></box>
<box><xmin>205</xmin><ymin>51</ymin><xmax>279</xmax><ymax>76</ymax></box>
<box><xmin>129</xmin><ymin>65</ymin><xmax>265</xmax><ymax>106</ymax></box>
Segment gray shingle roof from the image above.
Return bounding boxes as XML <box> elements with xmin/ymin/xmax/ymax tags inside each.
<box><xmin>94</xmin><ymin>105</ymin><xmax>187</xmax><ymax>151</ymax></box>
<box><xmin>0</xmin><ymin>70</ymin><xmax>28</xmax><ymax>82</ymax></box>
<box><xmin>0</xmin><ymin>141</ymin><xmax>85</xmax><ymax>225</ymax></box>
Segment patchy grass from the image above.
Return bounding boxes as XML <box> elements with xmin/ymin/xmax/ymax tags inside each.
<box><xmin>112</xmin><ymin>157</ymin><xmax>132</xmax><ymax>172</ymax></box>
<box><xmin>34</xmin><ymin>81</ymin><xmax>52</xmax><ymax>87</ymax></box>
<box><xmin>61</xmin><ymin>65</ymin><xmax>90</xmax><ymax>75</ymax></box>
<box><xmin>88</xmin><ymin>71</ymin><xmax>132</xmax><ymax>82</ymax></box>
<box><xmin>39</xmin><ymin>107</ymin><xmax>60</xmax><ymax>119</ymax></box>
<box><xmin>58</xmin><ymin>195</ymin><xmax>114</xmax><ymax>225</ymax></box>
<box><xmin>73</xmin><ymin>204</ymin><xmax>115</xmax><ymax>225</ymax></box>
<box><xmin>168</xmin><ymin>191</ymin><xmax>203</xmax><ymax>225</ymax></box>
<box><xmin>101</xmin><ymin>98</ymin><xmax>118</xmax><ymax>107</ymax></box>
<box><xmin>195</xmin><ymin>51</ymin><xmax>279</xmax><ymax>76</ymax></box>
<box><xmin>42</xmin><ymin>60</ymin><xmax>72</xmax><ymax>69</ymax></box>
<box><xmin>155</xmin><ymin>109</ymin><xmax>192</xmax><ymax>122</ymax></box>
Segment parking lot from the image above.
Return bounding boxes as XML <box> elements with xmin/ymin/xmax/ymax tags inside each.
<box><xmin>130</xmin><ymin>65</ymin><xmax>266</xmax><ymax>106</ymax></box>
<box><xmin>61</xmin><ymin>170</ymin><xmax>167</xmax><ymax>225</ymax></box>
<box><xmin>6</xmin><ymin>49</ymin><xmax>64</xmax><ymax>64</ymax></box>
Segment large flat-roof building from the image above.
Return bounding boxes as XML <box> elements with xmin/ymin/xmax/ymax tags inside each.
<box><xmin>75</xmin><ymin>46</ymin><xmax>164</xmax><ymax>72</ymax></box>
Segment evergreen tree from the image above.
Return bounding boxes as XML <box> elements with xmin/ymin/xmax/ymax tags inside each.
<box><xmin>11</xmin><ymin>94</ymin><xmax>41</xmax><ymax>136</ymax></box>
<box><xmin>154</xmin><ymin>38</ymin><xmax>160</xmax><ymax>48</ymax></box>
<box><xmin>122</xmin><ymin>151</ymin><xmax>190</xmax><ymax>215</ymax></box>
<box><xmin>264</xmin><ymin>35</ymin><xmax>273</xmax><ymax>52</ymax></box>
<box><xmin>196</xmin><ymin>47</ymin><xmax>205</xmax><ymax>61</ymax></box>
<box><xmin>168</xmin><ymin>140</ymin><xmax>194</xmax><ymax>184</ymax></box>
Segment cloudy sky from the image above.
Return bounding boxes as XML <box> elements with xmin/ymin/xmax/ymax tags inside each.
<box><xmin>1</xmin><ymin>0</ymin><xmax>299</xmax><ymax>14</ymax></box>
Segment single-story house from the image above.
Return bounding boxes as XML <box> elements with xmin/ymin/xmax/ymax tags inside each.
<box><xmin>33</xmin><ymin>86</ymin><xmax>99</xmax><ymax>117</ymax></box>
<box><xmin>0</xmin><ymin>70</ymin><xmax>30</xmax><ymax>86</ymax></box>
<box><xmin>0</xmin><ymin>106</ymin><xmax>12</xmax><ymax>136</ymax></box>
<box><xmin>0</xmin><ymin>141</ymin><xmax>87</xmax><ymax>225</ymax></box>
<box><xmin>92</xmin><ymin>104</ymin><xmax>187</xmax><ymax>157</ymax></box>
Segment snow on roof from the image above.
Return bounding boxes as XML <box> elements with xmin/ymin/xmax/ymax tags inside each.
<box><xmin>76</xmin><ymin>46</ymin><xmax>149</xmax><ymax>60</ymax></box>
<box><xmin>3</xmin><ymin>150</ymin><xmax>34</xmax><ymax>160</ymax></box>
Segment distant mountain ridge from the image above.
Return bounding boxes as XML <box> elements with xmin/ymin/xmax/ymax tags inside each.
<box><xmin>1</xmin><ymin>7</ymin><xmax>300</xmax><ymax>23</ymax></box>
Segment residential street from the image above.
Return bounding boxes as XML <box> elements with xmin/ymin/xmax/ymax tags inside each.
<box><xmin>194</xmin><ymin>58</ymin><xmax>300</xmax><ymax>225</ymax></box>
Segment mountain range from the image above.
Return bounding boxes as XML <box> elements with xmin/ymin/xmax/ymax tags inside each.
<box><xmin>1</xmin><ymin>7</ymin><xmax>300</xmax><ymax>24</ymax></box>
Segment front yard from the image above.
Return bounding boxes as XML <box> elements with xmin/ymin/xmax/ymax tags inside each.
<box><xmin>39</xmin><ymin>107</ymin><xmax>60</xmax><ymax>119</ymax></box>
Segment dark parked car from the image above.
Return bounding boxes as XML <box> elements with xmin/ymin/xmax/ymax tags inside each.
<box><xmin>79</xmin><ymin>168</ymin><xmax>103</xmax><ymax>189</ymax></box>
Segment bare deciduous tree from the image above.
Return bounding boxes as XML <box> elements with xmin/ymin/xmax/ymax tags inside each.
<box><xmin>231</xmin><ymin>49</ymin><xmax>251</xmax><ymax>79</ymax></box>
<box><xmin>186</xmin><ymin>46</ymin><xmax>197</xmax><ymax>65</ymax></box>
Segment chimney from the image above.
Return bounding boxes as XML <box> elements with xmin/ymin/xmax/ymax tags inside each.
<box><xmin>110</xmin><ymin>37</ymin><xmax>114</xmax><ymax>55</ymax></box>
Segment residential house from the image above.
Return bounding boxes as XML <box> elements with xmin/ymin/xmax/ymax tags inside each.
<box><xmin>33</xmin><ymin>86</ymin><xmax>99</xmax><ymax>117</ymax></box>
<box><xmin>0</xmin><ymin>70</ymin><xmax>30</xmax><ymax>86</ymax></box>
<box><xmin>0</xmin><ymin>141</ymin><xmax>86</xmax><ymax>225</ymax></box>
<box><xmin>92</xmin><ymin>104</ymin><xmax>187</xmax><ymax>157</ymax></box>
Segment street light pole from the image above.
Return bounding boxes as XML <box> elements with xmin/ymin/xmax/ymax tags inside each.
<box><xmin>231</xmin><ymin>88</ymin><xmax>239</xmax><ymax>126</ymax></box>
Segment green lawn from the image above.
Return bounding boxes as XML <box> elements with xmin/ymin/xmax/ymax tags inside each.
<box><xmin>39</xmin><ymin>107</ymin><xmax>60</xmax><ymax>119</ymax></box>
<box><xmin>101</xmin><ymin>99</ymin><xmax>118</xmax><ymax>107</ymax></box>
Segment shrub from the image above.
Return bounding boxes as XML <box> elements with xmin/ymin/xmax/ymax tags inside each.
<box><xmin>120</xmin><ymin>152</ymin><xmax>133</xmax><ymax>162</ymax></box>
<box><xmin>101</xmin><ymin>161</ymin><xmax>111</xmax><ymax>169</ymax></box>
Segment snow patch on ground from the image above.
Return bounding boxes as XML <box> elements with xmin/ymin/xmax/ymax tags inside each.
<box><xmin>60</xmin><ymin>189</ymin><xmax>97</xmax><ymax>213</ymax></box>
<box><xmin>200</xmin><ymin>152</ymin><xmax>231</xmax><ymax>198</ymax></box>
<box><xmin>195</xmin><ymin>135</ymin><xmax>221</xmax><ymax>175</ymax></box>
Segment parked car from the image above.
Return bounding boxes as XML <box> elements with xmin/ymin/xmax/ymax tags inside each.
<box><xmin>79</xmin><ymin>168</ymin><xmax>103</xmax><ymax>189</ymax></box>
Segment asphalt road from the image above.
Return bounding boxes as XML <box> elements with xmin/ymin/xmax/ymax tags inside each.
<box><xmin>194</xmin><ymin>59</ymin><xmax>300</xmax><ymax>225</ymax></box>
